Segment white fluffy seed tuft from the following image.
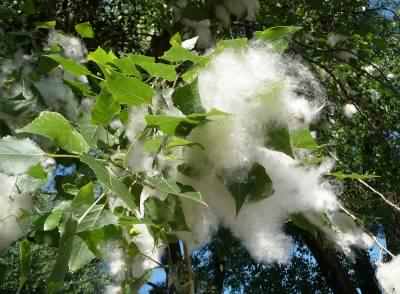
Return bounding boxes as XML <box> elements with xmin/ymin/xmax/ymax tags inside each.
<box><xmin>376</xmin><ymin>255</ymin><xmax>400</xmax><ymax>294</ymax></box>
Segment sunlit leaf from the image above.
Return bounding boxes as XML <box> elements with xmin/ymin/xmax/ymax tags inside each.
<box><xmin>18</xmin><ymin>111</ymin><xmax>90</xmax><ymax>154</ymax></box>
<box><xmin>146</xmin><ymin>175</ymin><xmax>207</xmax><ymax>206</ymax></box>
<box><xmin>172</xmin><ymin>79</ymin><xmax>205</xmax><ymax>114</ymax></box>
<box><xmin>80</xmin><ymin>154</ymin><xmax>137</xmax><ymax>211</ymax></box>
<box><xmin>129</xmin><ymin>54</ymin><xmax>177</xmax><ymax>81</ymax></box>
<box><xmin>68</xmin><ymin>236</ymin><xmax>95</xmax><ymax>272</ymax></box>
<box><xmin>328</xmin><ymin>171</ymin><xmax>380</xmax><ymax>181</ymax></box>
<box><xmin>255</xmin><ymin>26</ymin><xmax>302</xmax><ymax>51</ymax></box>
<box><xmin>106</xmin><ymin>72</ymin><xmax>154</xmax><ymax>105</ymax></box>
<box><xmin>44</xmin><ymin>202</ymin><xmax>71</xmax><ymax>231</ymax></box>
<box><xmin>35</xmin><ymin>20</ymin><xmax>56</xmax><ymax>29</ymax></box>
<box><xmin>162</xmin><ymin>45</ymin><xmax>206</xmax><ymax>63</ymax></box>
<box><xmin>74</xmin><ymin>22</ymin><xmax>94</xmax><ymax>38</ymax></box>
<box><xmin>92</xmin><ymin>88</ymin><xmax>120</xmax><ymax>125</ymax></box>
<box><xmin>46</xmin><ymin>54</ymin><xmax>91</xmax><ymax>77</ymax></box>
<box><xmin>0</xmin><ymin>137</ymin><xmax>45</xmax><ymax>175</ymax></box>
<box><xmin>87</xmin><ymin>47</ymin><xmax>116</xmax><ymax>65</ymax></box>
<box><xmin>291</xmin><ymin>128</ymin><xmax>318</xmax><ymax>150</ymax></box>
<box><xmin>27</xmin><ymin>164</ymin><xmax>47</xmax><ymax>179</ymax></box>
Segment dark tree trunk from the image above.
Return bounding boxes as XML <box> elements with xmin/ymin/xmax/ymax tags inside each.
<box><xmin>287</xmin><ymin>223</ymin><xmax>358</xmax><ymax>294</ymax></box>
<box><xmin>352</xmin><ymin>248</ymin><xmax>381</xmax><ymax>294</ymax></box>
<box><xmin>213</xmin><ymin>252</ymin><xmax>225</xmax><ymax>294</ymax></box>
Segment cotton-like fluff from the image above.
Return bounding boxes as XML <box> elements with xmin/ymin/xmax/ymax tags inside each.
<box><xmin>34</xmin><ymin>76</ymin><xmax>78</xmax><ymax>120</ymax></box>
<box><xmin>48</xmin><ymin>31</ymin><xmax>87</xmax><ymax>62</ymax></box>
<box><xmin>125</xmin><ymin>106</ymin><xmax>153</xmax><ymax>173</ymax></box>
<box><xmin>0</xmin><ymin>174</ymin><xmax>33</xmax><ymax>251</ymax></box>
<box><xmin>126</xmin><ymin>93</ymin><xmax>184</xmax><ymax>174</ymax></box>
<box><xmin>179</xmin><ymin>148</ymin><xmax>338</xmax><ymax>263</ymax></box>
<box><xmin>376</xmin><ymin>255</ymin><xmax>400</xmax><ymax>294</ymax></box>
<box><xmin>104</xmin><ymin>285</ymin><xmax>122</xmax><ymax>294</ymax></box>
<box><xmin>196</xmin><ymin>47</ymin><xmax>323</xmax><ymax>171</ymax></box>
<box><xmin>129</xmin><ymin>224</ymin><xmax>163</xmax><ymax>278</ymax></box>
<box><xmin>343</xmin><ymin>103</ymin><xmax>358</xmax><ymax>118</ymax></box>
<box><xmin>176</xmin><ymin>46</ymin><xmax>368</xmax><ymax>263</ymax></box>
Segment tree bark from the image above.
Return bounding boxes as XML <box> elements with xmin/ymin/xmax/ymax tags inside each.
<box><xmin>288</xmin><ymin>223</ymin><xmax>358</xmax><ymax>294</ymax></box>
<box><xmin>352</xmin><ymin>248</ymin><xmax>381</xmax><ymax>294</ymax></box>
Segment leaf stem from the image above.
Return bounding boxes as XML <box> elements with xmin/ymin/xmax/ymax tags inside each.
<box><xmin>46</xmin><ymin>153</ymin><xmax>80</xmax><ymax>159</ymax></box>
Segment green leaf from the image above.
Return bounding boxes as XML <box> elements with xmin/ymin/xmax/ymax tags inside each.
<box><xmin>223</xmin><ymin>163</ymin><xmax>273</xmax><ymax>214</ymax></box>
<box><xmin>77</xmin><ymin>205</ymin><xmax>117</xmax><ymax>233</ymax></box>
<box><xmin>74</xmin><ymin>21</ymin><xmax>94</xmax><ymax>38</ymax></box>
<box><xmin>80</xmin><ymin>154</ymin><xmax>137</xmax><ymax>211</ymax></box>
<box><xmin>35</xmin><ymin>20</ymin><xmax>56</xmax><ymax>29</ymax></box>
<box><xmin>146</xmin><ymin>175</ymin><xmax>207</xmax><ymax>206</ymax></box>
<box><xmin>106</xmin><ymin>72</ymin><xmax>154</xmax><ymax>105</ymax></box>
<box><xmin>87</xmin><ymin>47</ymin><xmax>116</xmax><ymax>65</ymax></box>
<box><xmin>37</xmin><ymin>56</ymin><xmax>59</xmax><ymax>74</ymax></box>
<box><xmin>265</xmin><ymin>124</ymin><xmax>293</xmax><ymax>157</ymax></box>
<box><xmin>22</xmin><ymin>0</ymin><xmax>35</xmax><ymax>16</ymax></box>
<box><xmin>44</xmin><ymin>210</ymin><xmax>64</xmax><ymax>232</ymax></box>
<box><xmin>27</xmin><ymin>164</ymin><xmax>47</xmax><ymax>179</ymax></box>
<box><xmin>64</xmin><ymin>78</ymin><xmax>93</xmax><ymax>96</ymax></box>
<box><xmin>44</xmin><ymin>202</ymin><xmax>71</xmax><ymax>231</ymax></box>
<box><xmin>255</xmin><ymin>26</ymin><xmax>302</xmax><ymax>52</ymax></box>
<box><xmin>46</xmin><ymin>54</ymin><xmax>91</xmax><ymax>77</ymax></box>
<box><xmin>92</xmin><ymin>88</ymin><xmax>120</xmax><ymax>125</ymax></box>
<box><xmin>166</xmin><ymin>136</ymin><xmax>202</xmax><ymax>150</ymax></box>
<box><xmin>291</xmin><ymin>128</ymin><xmax>318</xmax><ymax>150</ymax></box>
<box><xmin>143</xmin><ymin>137</ymin><xmax>163</xmax><ymax>153</ymax></box>
<box><xmin>72</xmin><ymin>182</ymin><xmax>95</xmax><ymax>210</ymax></box>
<box><xmin>68</xmin><ymin>236</ymin><xmax>95</xmax><ymax>272</ymax></box>
<box><xmin>18</xmin><ymin>239</ymin><xmax>31</xmax><ymax>293</ymax></box>
<box><xmin>0</xmin><ymin>137</ymin><xmax>44</xmax><ymax>175</ymax></box>
<box><xmin>161</xmin><ymin>45</ymin><xmax>206</xmax><ymax>63</ymax></box>
<box><xmin>129</xmin><ymin>54</ymin><xmax>177</xmax><ymax>81</ymax></box>
<box><xmin>18</xmin><ymin>112</ymin><xmax>90</xmax><ymax>154</ymax></box>
<box><xmin>78</xmin><ymin>226</ymin><xmax>122</xmax><ymax>257</ymax></box>
<box><xmin>113</xmin><ymin>56</ymin><xmax>142</xmax><ymax>78</ymax></box>
<box><xmin>47</xmin><ymin>217</ymin><xmax>77</xmax><ymax>294</ymax></box>
<box><xmin>216</xmin><ymin>38</ymin><xmax>248</xmax><ymax>51</ymax></box>
<box><xmin>328</xmin><ymin>171</ymin><xmax>380</xmax><ymax>181</ymax></box>
<box><xmin>144</xmin><ymin>196</ymin><xmax>189</xmax><ymax>231</ymax></box>
<box><xmin>172</xmin><ymin>79</ymin><xmax>205</xmax><ymax>114</ymax></box>
<box><xmin>145</xmin><ymin>115</ymin><xmax>197</xmax><ymax>135</ymax></box>
<box><xmin>169</xmin><ymin>32</ymin><xmax>182</xmax><ymax>46</ymax></box>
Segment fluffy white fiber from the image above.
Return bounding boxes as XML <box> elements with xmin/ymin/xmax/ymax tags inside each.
<box><xmin>176</xmin><ymin>46</ymin><xmax>370</xmax><ymax>263</ymax></box>
<box><xmin>34</xmin><ymin>75</ymin><xmax>78</xmax><ymax>120</ymax></box>
<box><xmin>48</xmin><ymin>30</ymin><xmax>87</xmax><ymax>62</ymax></box>
<box><xmin>343</xmin><ymin>103</ymin><xmax>358</xmax><ymax>118</ymax></box>
<box><xmin>0</xmin><ymin>174</ymin><xmax>33</xmax><ymax>251</ymax></box>
<box><xmin>123</xmin><ymin>44</ymin><xmax>374</xmax><ymax>273</ymax></box>
<box><xmin>129</xmin><ymin>224</ymin><xmax>163</xmax><ymax>278</ymax></box>
<box><xmin>376</xmin><ymin>255</ymin><xmax>400</xmax><ymax>294</ymax></box>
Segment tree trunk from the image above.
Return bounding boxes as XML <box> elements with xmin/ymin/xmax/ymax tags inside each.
<box><xmin>288</xmin><ymin>223</ymin><xmax>358</xmax><ymax>294</ymax></box>
<box><xmin>352</xmin><ymin>248</ymin><xmax>381</xmax><ymax>294</ymax></box>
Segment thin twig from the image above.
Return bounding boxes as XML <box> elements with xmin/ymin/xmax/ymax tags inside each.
<box><xmin>358</xmin><ymin>179</ymin><xmax>400</xmax><ymax>213</ymax></box>
<box><xmin>338</xmin><ymin>203</ymin><xmax>395</xmax><ymax>258</ymax></box>
<box><xmin>329</xmin><ymin>151</ymin><xmax>400</xmax><ymax>213</ymax></box>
